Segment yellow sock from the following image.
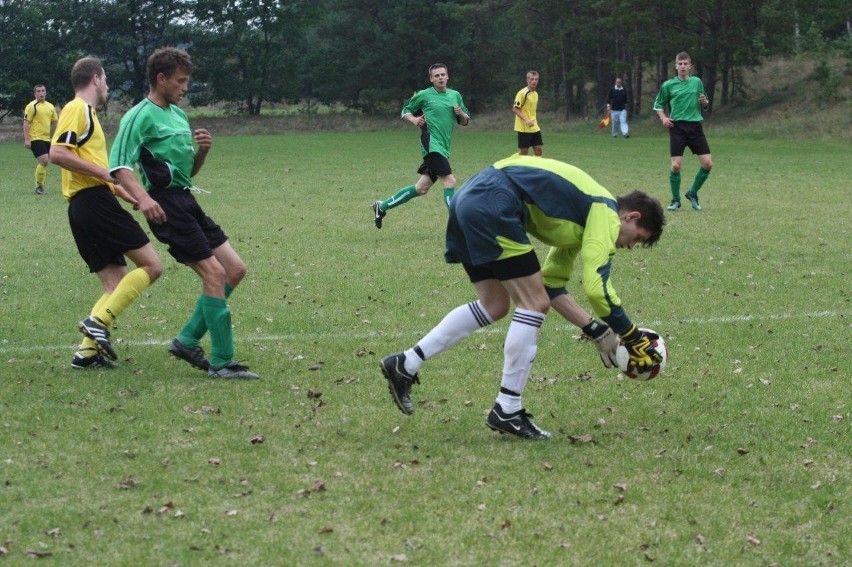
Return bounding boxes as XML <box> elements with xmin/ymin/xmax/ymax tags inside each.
<box><xmin>80</xmin><ymin>294</ymin><xmax>111</xmax><ymax>351</ymax></box>
<box><xmin>93</xmin><ymin>269</ymin><xmax>151</xmax><ymax>327</ymax></box>
<box><xmin>35</xmin><ymin>163</ymin><xmax>46</xmax><ymax>186</ymax></box>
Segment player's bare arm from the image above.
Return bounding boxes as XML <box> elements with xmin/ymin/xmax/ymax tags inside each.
<box><xmin>112</xmin><ymin>168</ymin><xmax>167</xmax><ymax>224</ymax></box>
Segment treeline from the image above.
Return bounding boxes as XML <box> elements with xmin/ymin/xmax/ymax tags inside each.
<box><xmin>1</xmin><ymin>0</ymin><xmax>849</xmax><ymax>120</ymax></box>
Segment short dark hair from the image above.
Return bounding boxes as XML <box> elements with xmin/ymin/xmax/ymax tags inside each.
<box><xmin>71</xmin><ymin>57</ymin><xmax>104</xmax><ymax>91</ymax></box>
<box><xmin>676</xmin><ymin>51</ymin><xmax>691</xmax><ymax>62</ymax></box>
<box><xmin>617</xmin><ymin>191</ymin><xmax>666</xmax><ymax>247</ymax></box>
<box><xmin>147</xmin><ymin>47</ymin><xmax>193</xmax><ymax>86</ymax></box>
<box><xmin>429</xmin><ymin>63</ymin><xmax>447</xmax><ymax>76</ymax></box>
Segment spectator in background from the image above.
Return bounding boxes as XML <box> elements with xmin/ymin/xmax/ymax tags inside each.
<box><xmin>607</xmin><ymin>77</ymin><xmax>630</xmax><ymax>139</ymax></box>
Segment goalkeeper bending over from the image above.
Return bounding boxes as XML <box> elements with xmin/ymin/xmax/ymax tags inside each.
<box><xmin>379</xmin><ymin>155</ymin><xmax>666</xmax><ymax>439</ymax></box>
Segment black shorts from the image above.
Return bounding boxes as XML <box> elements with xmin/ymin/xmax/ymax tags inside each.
<box><xmin>30</xmin><ymin>140</ymin><xmax>50</xmax><ymax>159</ymax></box>
<box><xmin>147</xmin><ymin>187</ymin><xmax>228</xmax><ymax>264</ymax></box>
<box><xmin>417</xmin><ymin>152</ymin><xmax>452</xmax><ymax>182</ymax></box>
<box><xmin>68</xmin><ymin>185</ymin><xmax>151</xmax><ymax>273</ymax></box>
<box><xmin>669</xmin><ymin>121</ymin><xmax>711</xmax><ymax>157</ymax></box>
<box><xmin>462</xmin><ymin>251</ymin><xmax>541</xmax><ymax>283</ymax></box>
<box><xmin>517</xmin><ymin>131</ymin><xmax>543</xmax><ymax>149</ymax></box>
<box><xmin>445</xmin><ymin>167</ymin><xmax>539</xmax><ymax>279</ymax></box>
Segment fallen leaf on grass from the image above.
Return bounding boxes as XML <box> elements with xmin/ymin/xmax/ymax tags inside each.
<box><xmin>208</xmin><ymin>457</ymin><xmax>221</xmax><ymax>465</ymax></box>
<box><xmin>115</xmin><ymin>476</ymin><xmax>138</xmax><ymax>489</ymax></box>
<box><xmin>156</xmin><ymin>502</ymin><xmax>173</xmax><ymax>514</ymax></box>
<box><xmin>45</xmin><ymin>528</ymin><xmax>61</xmax><ymax>537</ymax></box>
<box><xmin>319</xmin><ymin>527</ymin><xmax>333</xmax><ymax>534</ymax></box>
<box><xmin>501</xmin><ymin>519</ymin><xmax>511</xmax><ymax>529</ymax></box>
<box><xmin>695</xmin><ymin>534</ymin><xmax>706</xmax><ymax>546</ymax></box>
<box><xmin>390</xmin><ymin>554</ymin><xmax>408</xmax><ymax>562</ymax></box>
<box><xmin>613</xmin><ymin>494</ymin><xmax>625</xmax><ymax>505</ymax></box>
<box><xmin>226</xmin><ymin>509</ymin><xmax>238</xmax><ymax>516</ymax></box>
<box><xmin>613</xmin><ymin>483</ymin><xmax>628</xmax><ymax>491</ymax></box>
<box><xmin>746</xmin><ymin>534</ymin><xmax>761</xmax><ymax>546</ymax></box>
<box><xmin>250</xmin><ymin>435</ymin><xmax>265</xmax><ymax>445</ymax></box>
<box><xmin>832</xmin><ymin>415</ymin><xmax>843</xmax><ymax>423</ymax></box>
<box><xmin>568</xmin><ymin>434</ymin><xmax>593</xmax><ymax>443</ymax></box>
<box><xmin>737</xmin><ymin>448</ymin><xmax>750</xmax><ymax>455</ymax></box>
<box><xmin>308</xmin><ymin>362</ymin><xmax>324</xmax><ymax>371</ymax></box>
<box><xmin>714</xmin><ymin>468</ymin><xmax>726</xmax><ymax>477</ymax></box>
<box><xmin>26</xmin><ymin>550</ymin><xmax>53</xmax><ymax>558</ymax></box>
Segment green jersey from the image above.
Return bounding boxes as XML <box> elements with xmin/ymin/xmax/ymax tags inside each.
<box><xmin>401</xmin><ymin>87</ymin><xmax>469</xmax><ymax>159</ymax></box>
<box><xmin>109</xmin><ymin>98</ymin><xmax>196</xmax><ymax>190</ymax></box>
<box><xmin>653</xmin><ymin>75</ymin><xmax>705</xmax><ymax>122</ymax></box>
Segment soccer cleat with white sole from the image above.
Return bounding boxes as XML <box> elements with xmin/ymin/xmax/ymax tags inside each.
<box><xmin>78</xmin><ymin>315</ymin><xmax>117</xmax><ymax>360</ymax></box>
<box><xmin>486</xmin><ymin>404</ymin><xmax>552</xmax><ymax>440</ymax></box>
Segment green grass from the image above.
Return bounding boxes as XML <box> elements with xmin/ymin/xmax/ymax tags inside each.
<box><xmin>0</xmin><ymin>127</ymin><xmax>849</xmax><ymax>566</ymax></box>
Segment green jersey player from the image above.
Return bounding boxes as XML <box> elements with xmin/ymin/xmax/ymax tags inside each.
<box><xmin>371</xmin><ymin>63</ymin><xmax>470</xmax><ymax>229</ymax></box>
<box><xmin>653</xmin><ymin>51</ymin><xmax>714</xmax><ymax>211</ymax></box>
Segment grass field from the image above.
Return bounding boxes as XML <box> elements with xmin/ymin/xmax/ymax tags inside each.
<box><xmin>0</xmin><ymin>125</ymin><xmax>849</xmax><ymax>566</ymax></box>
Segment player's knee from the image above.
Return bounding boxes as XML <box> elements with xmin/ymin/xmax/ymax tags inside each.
<box><xmin>229</xmin><ymin>260</ymin><xmax>248</xmax><ymax>284</ymax></box>
<box><xmin>144</xmin><ymin>260</ymin><xmax>164</xmax><ymax>283</ymax></box>
<box><xmin>481</xmin><ymin>299</ymin><xmax>510</xmax><ymax>321</ymax></box>
<box><xmin>671</xmin><ymin>163</ymin><xmax>681</xmax><ymax>174</ymax></box>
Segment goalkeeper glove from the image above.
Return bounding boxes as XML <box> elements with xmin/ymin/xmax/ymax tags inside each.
<box><xmin>620</xmin><ymin>325</ymin><xmax>663</xmax><ymax>374</ymax></box>
<box><xmin>582</xmin><ymin>319</ymin><xmax>619</xmax><ymax>368</ymax></box>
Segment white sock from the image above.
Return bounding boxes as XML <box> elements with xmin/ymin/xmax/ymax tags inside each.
<box><xmin>500</xmin><ymin>308</ymin><xmax>545</xmax><ymax>396</ymax></box>
<box><xmin>403</xmin><ymin>301</ymin><xmax>492</xmax><ymax>375</ymax></box>
<box><xmin>496</xmin><ymin>390</ymin><xmax>522</xmax><ymax>414</ymax></box>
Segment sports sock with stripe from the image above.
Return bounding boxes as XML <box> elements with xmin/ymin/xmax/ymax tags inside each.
<box><xmin>403</xmin><ymin>300</ymin><xmax>493</xmax><ymax>375</ymax></box>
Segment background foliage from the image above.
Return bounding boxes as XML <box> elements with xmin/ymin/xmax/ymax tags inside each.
<box><xmin>1</xmin><ymin>0</ymin><xmax>849</xmax><ymax>118</ymax></box>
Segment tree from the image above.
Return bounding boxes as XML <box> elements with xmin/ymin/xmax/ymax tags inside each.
<box><xmin>191</xmin><ymin>0</ymin><xmax>313</xmax><ymax>114</ymax></box>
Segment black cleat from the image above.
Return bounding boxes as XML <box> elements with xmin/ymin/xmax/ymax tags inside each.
<box><xmin>486</xmin><ymin>404</ymin><xmax>552</xmax><ymax>440</ymax></box>
<box><xmin>71</xmin><ymin>350</ymin><xmax>118</xmax><ymax>370</ymax></box>
<box><xmin>168</xmin><ymin>338</ymin><xmax>210</xmax><ymax>371</ymax></box>
<box><xmin>379</xmin><ymin>352</ymin><xmax>419</xmax><ymax>415</ymax></box>
<box><xmin>208</xmin><ymin>361</ymin><xmax>260</xmax><ymax>380</ymax></box>
<box><xmin>78</xmin><ymin>315</ymin><xmax>117</xmax><ymax>360</ymax></box>
<box><xmin>372</xmin><ymin>200</ymin><xmax>386</xmax><ymax>229</ymax></box>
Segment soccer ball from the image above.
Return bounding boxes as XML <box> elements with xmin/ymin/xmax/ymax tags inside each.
<box><xmin>616</xmin><ymin>329</ymin><xmax>667</xmax><ymax>381</ymax></box>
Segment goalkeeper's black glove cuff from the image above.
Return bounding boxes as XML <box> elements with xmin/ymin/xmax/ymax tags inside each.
<box><xmin>582</xmin><ymin>319</ymin><xmax>608</xmax><ymax>339</ymax></box>
<box><xmin>620</xmin><ymin>324</ymin><xmax>643</xmax><ymax>345</ymax></box>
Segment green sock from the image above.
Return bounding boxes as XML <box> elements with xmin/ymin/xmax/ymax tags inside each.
<box><xmin>669</xmin><ymin>171</ymin><xmax>681</xmax><ymax>201</ymax></box>
<box><xmin>381</xmin><ymin>185</ymin><xmax>419</xmax><ymax>211</ymax></box>
<box><xmin>201</xmin><ymin>295</ymin><xmax>234</xmax><ymax>369</ymax></box>
<box><xmin>689</xmin><ymin>168</ymin><xmax>711</xmax><ymax>194</ymax></box>
<box><xmin>443</xmin><ymin>187</ymin><xmax>455</xmax><ymax>209</ymax></box>
<box><xmin>178</xmin><ymin>284</ymin><xmax>234</xmax><ymax>348</ymax></box>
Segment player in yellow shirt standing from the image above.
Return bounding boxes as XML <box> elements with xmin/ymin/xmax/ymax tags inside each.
<box><xmin>23</xmin><ymin>84</ymin><xmax>59</xmax><ymax>195</ymax></box>
<box><xmin>50</xmin><ymin>57</ymin><xmax>163</xmax><ymax>369</ymax></box>
<box><xmin>512</xmin><ymin>71</ymin><xmax>542</xmax><ymax>156</ymax></box>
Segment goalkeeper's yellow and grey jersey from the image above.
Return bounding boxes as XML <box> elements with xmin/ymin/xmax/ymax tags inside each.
<box><xmin>492</xmin><ymin>155</ymin><xmax>630</xmax><ymax>332</ymax></box>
